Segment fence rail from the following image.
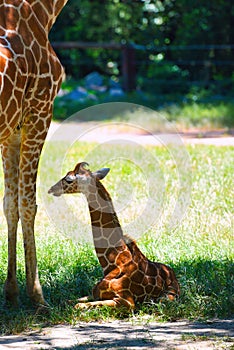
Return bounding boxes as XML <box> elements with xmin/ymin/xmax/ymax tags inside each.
<box><xmin>52</xmin><ymin>41</ymin><xmax>136</xmax><ymax>92</ymax></box>
<box><xmin>52</xmin><ymin>41</ymin><xmax>234</xmax><ymax>93</ymax></box>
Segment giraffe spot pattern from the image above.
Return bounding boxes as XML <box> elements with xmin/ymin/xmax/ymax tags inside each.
<box><xmin>49</xmin><ymin>163</ymin><xmax>181</xmax><ymax>309</ymax></box>
<box><xmin>1</xmin><ymin>0</ymin><xmax>68</xmax><ymax>306</ymax></box>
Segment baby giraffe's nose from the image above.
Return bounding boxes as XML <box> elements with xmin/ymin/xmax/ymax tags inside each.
<box><xmin>48</xmin><ymin>182</ymin><xmax>63</xmax><ymax>197</ymax></box>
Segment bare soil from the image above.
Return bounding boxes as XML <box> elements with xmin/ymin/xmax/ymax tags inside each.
<box><xmin>0</xmin><ymin>319</ymin><xmax>233</xmax><ymax>349</ymax></box>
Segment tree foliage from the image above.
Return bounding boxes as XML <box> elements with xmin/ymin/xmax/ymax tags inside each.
<box><xmin>50</xmin><ymin>0</ymin><xmax>234</xmax><ymax>92</ymax></box>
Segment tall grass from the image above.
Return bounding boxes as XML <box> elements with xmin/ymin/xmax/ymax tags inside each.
<box><xmin>0</xmin><ymin>141</ymin><xmax>233</xmax><ymax>334</ymax></box>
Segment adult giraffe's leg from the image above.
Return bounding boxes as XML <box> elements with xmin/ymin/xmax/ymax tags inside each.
<box><xmin>1</xmin><ymin>132</ymin><xmax>21</xmax><ymax>306</ymax></box>
<box><xmin>19</xmin><ymin>114</ymin><xmax>51</xmax><ymax>306</ymax></box>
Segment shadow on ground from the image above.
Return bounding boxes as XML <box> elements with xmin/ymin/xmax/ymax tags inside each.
<box><xmin>0</xmin><ymin>319</ymin><xmax>233</xmax><ymax>349</ymax></box>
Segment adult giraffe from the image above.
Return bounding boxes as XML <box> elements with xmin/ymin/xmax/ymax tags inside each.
<box><xmin>0</xmin><ymin>0</ymin><xmax>68</xmax><ymax>307</ymax></box>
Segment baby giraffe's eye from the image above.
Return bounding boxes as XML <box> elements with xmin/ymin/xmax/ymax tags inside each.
<box><xmin>65</xmin><ymin>174</ymin><xmax>76</xmax><ymax>183</ymax></box>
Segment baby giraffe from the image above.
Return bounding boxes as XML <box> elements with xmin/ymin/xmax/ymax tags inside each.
<box><xmin>48</xmin><ymin>162</ymin><xmax>180</xmax><ymax>309</ymax></box>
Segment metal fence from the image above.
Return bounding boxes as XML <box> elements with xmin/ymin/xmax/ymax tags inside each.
<box><xmin>52</xmin><ymin>42</ymin><xmax>234</xmax><ymax>94</ymax></box>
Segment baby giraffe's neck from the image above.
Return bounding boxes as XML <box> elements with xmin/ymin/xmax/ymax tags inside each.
<box><xmin>84</xmin><ymin>181</ymin><xmax>128</xmax><ymax>275</ymax></box>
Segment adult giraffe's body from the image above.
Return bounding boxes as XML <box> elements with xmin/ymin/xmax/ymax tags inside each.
<box><xmin>0</xmin><ymin>0</ymin><xmax>68</xmax><ymax>306</ymax></box>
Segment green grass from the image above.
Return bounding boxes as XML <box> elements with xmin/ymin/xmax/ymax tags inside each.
<box><xmin>162</xmin><ymin>101</ymin><xmax>234</xmax><ymax>129</ymax></box>
<box><xmin>53</xmin><ymin>80</ymin><xmax>234</xmax><ymax>129</ymax></box>
<box><xmin>0</xmin><ymin>141</ymin><xmax>233</xmax><ymax>335</ymax></box>
<box><xmin>54</xmin><ymin>97</ymin><xmax>234</xmax><ymax>130</ymax></box>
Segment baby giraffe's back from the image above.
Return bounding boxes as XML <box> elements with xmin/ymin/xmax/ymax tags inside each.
<box><xmin>123</xmin><ymin>235</ymin><xmax>180</xmax><ymax>302</ymax></box>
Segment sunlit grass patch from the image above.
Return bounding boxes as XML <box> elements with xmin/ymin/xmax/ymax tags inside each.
<box><xmin>0</xmin><ymin>141</ymin><xmax>233</xmax><ymax>334</ymax></box>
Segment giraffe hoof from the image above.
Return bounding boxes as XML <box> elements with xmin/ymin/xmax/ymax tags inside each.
<box><xmin>34</xmin><ymin>302</ymin><xmax>51</xmax><ymax>315</ymax></box>
<box><xmin>74</xmin><ymin>302</ymin><xmax>90</xmax><ymax>310</ymax></box>
<box><xmin>77</xmin><ymin>296</ymin><xmax>92</xmax><ymax>303</ymax></box>
<box><xmin>32</xmin><ymin>297</ymin><xmax>50</xmax><ymax>314</ymax></box>
<box><xmin>4</xmin><ymin>280</ymin><xmax>20</xmax><ymax>308</ymax></box>
<box><xmin>3</xmin><ymin>298</ymin><xmax>20</xmax><ymax>309</ymax></box>
<box><xmin>3</xmin><ymin>293</ymin><xmax>20</xmax><ymax>309</ymax></box>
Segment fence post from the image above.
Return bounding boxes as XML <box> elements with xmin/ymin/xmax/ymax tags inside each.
<box><xmin>122</xmin><ymin>44</ymin><xmax>136</xmax><ymax>92</ymax></box>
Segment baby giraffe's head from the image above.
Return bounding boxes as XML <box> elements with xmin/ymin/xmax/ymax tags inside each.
<box><xmin>48</xmin><ymin>162</ymin><xmax>110</xmax><ymax>197</ymax></box>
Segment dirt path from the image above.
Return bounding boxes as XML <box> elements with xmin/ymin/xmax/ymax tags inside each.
<box><xmin>47</xmin><ymin>121</ymin><xmax>234</xmax><ymax>146</ymax></box>
<box><xmin>0</xmin><ymin>319</ymin><xmax>233</xmax><ymax>349</ymax></box>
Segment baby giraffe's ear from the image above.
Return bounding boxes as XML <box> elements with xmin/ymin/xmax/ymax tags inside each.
<box><xmin>93</xmin><ymin>167</ymin><xmax>110</xmax><ymax>180</ymax></box>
